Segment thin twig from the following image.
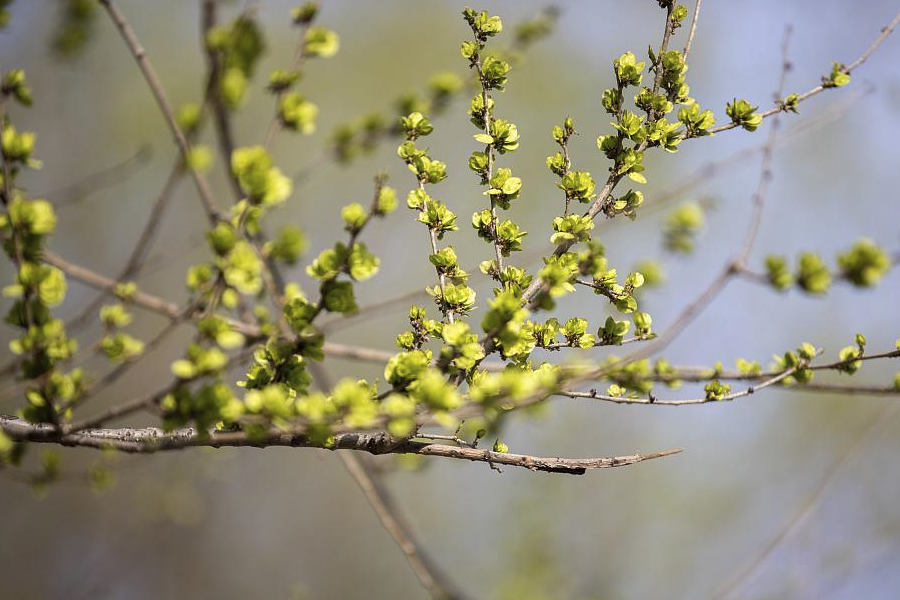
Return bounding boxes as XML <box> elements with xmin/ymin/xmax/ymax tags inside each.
<box><xmin>709</xmin><ymin>403</ymin><xmax>900</xmax><ymax>600</ymax></box>
<box><xmin>681</xmin><ymin>0</ymin><xmax>703</xmax><ymax>60</ymax></box>
<box><xmin>65</xmin><ymin>162</ymin><xmax>184</xmax><ymax>333</ymax></box>
<box><xmin>337</xmin><ymin>452</ymin><xmax>474</xmax><ymax>600</ymax></box>
<box><xmin>737</xmin><ymin>26</ymin><xmax>791</xmax><ymax>262</ymax></box>
<box><xmin>44</xmin><ymin>145</ymin><xmax>153</xmax><ymax>208</ymax></box>
<box><xmin>707</xmin><ymin>8</ymin><xmax>900</xmax><ymax>136</ymax></box>
<box><xmin>98</xmin><ymin>0</ymin><xmax>222</xmax><ymax>223</ymax></box>
<box><xmin>562</xmin><ymin>360</ymin><xmax>805</xmax><ymax>406</ymax></box>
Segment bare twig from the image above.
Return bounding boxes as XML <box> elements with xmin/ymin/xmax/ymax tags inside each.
<box><xmin>308</xmin><ymin>361</ymin><xmax>473</xmax><ymax>600</ymax></box>
<box><xmin>64</xmin><ymin>162</ymin><xmax>184</xmax><ymax>333</ymax></box>
<box><xmin>562</xmin><ymin>358</ymin><xmax>804</xmax><ymax>406</ymax></box>
<box><xmin>737</xmin><ymin>26</ymin><xmax>791</xmax><ymax>262</ymax></box>
<box><xmin>681</xmin><ymin>0</ymin><xmax>703</xmax><ymax>60</ymax></box>
<box><xmin>709</xmin><ymin>403</ymin><xmax>900</xmax><ymax>600</ymax></box>
<box><xmin>707</xmin><ymin>8</ymin><xmax>900</xmax><ymax>136</ymax></box>
<box><xmin>338</xmin><ymin>452</ymin><xmax>474</xmax><ymax>600</ymax></box>
<box><xmin>98</xmin><ymin>0</ymin><xmax>222</xmax><ymax>223</ymax></box>
<box><xmin>44</xmin><ymin>145</ymin><xmax>153</xmax><ymax>208</ymax></box>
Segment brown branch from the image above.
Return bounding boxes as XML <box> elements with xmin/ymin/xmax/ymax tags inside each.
<box><xmin>0</xmin><ymin>417</ymin><xmax>681</xmax><ymax>475</ymax></box>
<box><xmin>557</xmin><ymin>348</ymin><xmax>899</xmax><ymax>408</ymax></box>
<box><xmin>666</xmin><ymin>349</ymin><xmax>900</xmax><ymax>381</ymax></box>
<box><xmin>98</xmin><ymin>0</ymin><xmax>222</xmax><ymax>223</ymax></box>
<box><xmin>201</xmin><ymin>0</ymin><xmax>243</xmax><ymax>201</ymax></box>
<box><xmin>42</xmin><ymin>250</ymin><xmax>182</xmax><ymax>319</ymax></box>
<box><xmin>338</xmin><ymin>452</ymin><xmax>473</xmax><ymax>600</ymax></box>
<box><xmin>308</xmin><ymin>362</ymin><xmax>472</xmax><ymax>600</ymax></box>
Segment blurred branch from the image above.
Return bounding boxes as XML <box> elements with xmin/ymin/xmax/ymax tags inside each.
<box><xmin>709</xmin><ymin>403</ymin><xmax>900</xmax><ymax>600</ymax></box>
<box><xmin>98</xmin><ymin>0</ymin><xmax>222</xmax><ymax>222</ymax></box>
<box><xmin>201</xmin><ymin>0</ymin><xmax>243</xmax><ymax>201</ymax></box>
<box><xmin>313</xmin><ymin>359</ymin><xmax>474</xmax><ymax>600</ymax></box>
<box><xmin>44</xmin><ymin>144</ymin><xmax>152</xmax><ymax>208</ymax></box>
<box><xmin>737</xmin><ymin>25</ymin><xmax>791</xmax><ymax>262</ymax></box>
<box><xmin>338</xmin><ymin>452</ymin><xmax>474</xmax><ymax>600</ymax></box>
<box><xmin>64</xmin><ymin>162</ymin><xmax>185</xmax><ymax>333</ymax></box>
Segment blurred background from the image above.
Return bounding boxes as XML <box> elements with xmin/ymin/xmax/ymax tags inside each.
<box><xmin>1</xmin><ymin>0</ymin><xmax>899</xmax><ymax>598</ymax></box>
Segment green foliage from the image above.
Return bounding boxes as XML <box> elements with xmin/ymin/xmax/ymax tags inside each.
<box><xmin>614</xmin><ymin>51</ymin><xmax>645</xmax><ymax>87</ymax></box>
<box><xmin>487</xmin><ymin>168</ymin><xmax>522</xmax><ymax>209</ymax></box>
<box><xmin>796</xmin><ymin>252</ymin><xmax>831</xmax><ymax>294</ymax></box>
<box><xmin>725</xmin><ymin>98</ymin><xmax>763</xmax><ymax>132</ymax></box>
<box><xmin>557</xmin><ymin>171</ymin><xmax>596</xmax><ymax>204</ymax></box>
<box><xmin>307</xmin><ymin>242</ymin><xmax>379</xmax><ymax>282</ymax></box>
<box><xmin>2</xmin><ymin>69</ymin><xmax>33</xmax><ymax>106</ymax></box>
<box><xmin>551</xmin><ymin>214</ymin><xmax>593</xmax><ymax>245</ymax></box>
<box><xmin>304</xmin><ymin>27</ymin><xmax>340</xmax><ymax>58</ymax></box>
<box><xmin>764</xmin><ymin>255</ymin><xmax>794</xmax><ymax>290</ymax></box>
<box><xmin>823</xmin><ymin>61</ymin><xmax>850</xmax><ymax>88</ymax></box>
<box><xmin>265</xmin><ymin>225</ymin><xmax>308</xmax><ymax>265</ymax></box>
<box><xmin>663</xmin><ymin>201</ymin><xmax>704</xmax><ymax>253</ymax></box>
<box><xmin>678</xmin><ymin>103</ymin><xmax>715</xmax><ymax>137</ymax></box>
<box><xmin>100</xmin><ymin>333</ymin><xmax>144</xmax><ymax>363</ymax></box>
<box><xmin>206</xmin><ymin>15</ymin><xmax>266</xmax><ymax>108</ymax></box>
<box><xmin>231</xmin><ymin>146</ymin><xmax>293</xmax><ymax>206</ymax></box>
<box><xmin>704</xmin><ymin>380</ymin><xmax>731</xmax><ymax>401</ymax></box>
<box><xmin>50</xmin><ymin>0</ymin><xmax>96</xmax><ymax>59</ymax></box>
<box><xmin>279</xmin><ymin>92</ymin><xmax>319</xmax><ymax>134</ymax></box>
<box><xmin>837</xmin><ymin>239</ymin><xmax>891</xmax><ymax>286</ymax></box>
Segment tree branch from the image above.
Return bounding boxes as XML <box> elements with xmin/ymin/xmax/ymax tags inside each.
<box><xmin>707</xmin><ymin>8</ymin><xmax>900</xmax><ymax>135</ymax></box>
<box><xmin>98</xmin><ymin>0</ymin><xmax>222</xmax><ymax>223</ymax></box>
<box><xmin>0</xmin><ymin>417</ymin><xmax>680</xmax><ymax>475</ymax></box>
